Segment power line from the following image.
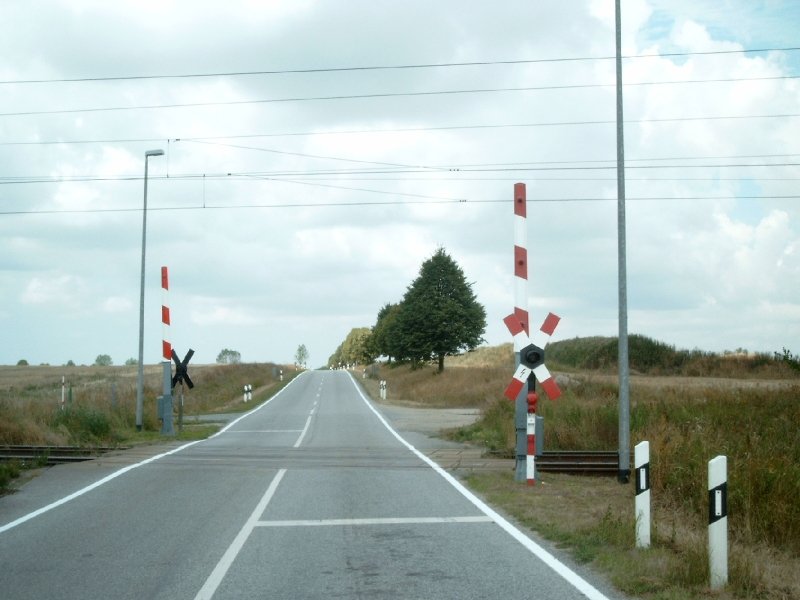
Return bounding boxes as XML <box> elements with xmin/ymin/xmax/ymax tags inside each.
<box><xmin>1</xmin><ymin>46</ymin><xmax>796</xmax><ymax>85</ymax></box>
<box><xmin>3</xmin><ymin>159</ymin><xmax>799</xmax><ymax>186</ymax></box>
<box><xmin>2</xmin><ymin>77</ymin><xmax>798</xmax><ymax>118</ymax></box>
<box><xmin>2</xmin><ymin>113</ymin><xmax>799</xmax><ymax>148</ymax></box>
<box><xmin>2</xmin><ymin>194</ymin><xmax>798</xmax><ymax>216</ymax></box>
<box><xmin>181</xmin><ymin>139</ymin><xmax>443</xmax><ymax>171</ymax></box>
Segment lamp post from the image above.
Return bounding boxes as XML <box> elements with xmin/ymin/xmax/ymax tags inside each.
<box><xmin>136</xmin><ymin>149</ymin><xmax>164</xmax><ymax>431</ymax></box>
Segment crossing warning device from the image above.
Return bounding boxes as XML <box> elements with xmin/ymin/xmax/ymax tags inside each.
<box><xmin>171</xmin><ymin>348</ymin><xmax>195</xmax><ymax>390</ymax></box>
<box><xmin>503</xmin><ymin>312</ymin><xmax>562</xmax><ymax>402</ymax></box>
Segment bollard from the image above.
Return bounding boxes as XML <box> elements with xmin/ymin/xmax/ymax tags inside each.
<box><xmin>634</xmin><ymin>441</ymin><xmax>651</xmax><ymax>548</ymax></box>
<box><xmin>708</xmin><ymin>455</ymin><xmax>728</xmax><ymax>589</ymax></box>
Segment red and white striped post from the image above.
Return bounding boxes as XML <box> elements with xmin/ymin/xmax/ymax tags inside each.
<box><xmin>513</xmin><ymin>183</ymin><xmax>529</xmax><ymax>336</ymax></box>
<box><xmin>513</xmin><ymin>183</ymin><xmax>529</xmax><ymax>483</ymax></box>
<box><xmin>161</xmin><ymin>266</ymin><xmax>171</xmax><ymax>361</ymax></box>
<box><xmin>507</xmin><ymin>183</ymin><xmax>562</xmax><ymax>485</ymax></box>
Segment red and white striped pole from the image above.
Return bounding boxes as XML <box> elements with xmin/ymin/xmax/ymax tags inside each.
<box><xmin>161</xmin><ymin>266</ymin><xmax>171</xmax><ymax>361</ymax></box>
<box><xmin>508</xmin><ymin>183</ymin><xmax>563</xmax><ymax>485</ymax></box>
<box><xmin>513</xmin><ymin>183</ymin><xmax>529</xmax><ymax>335</ymax></box>
<box><xmin>513</xmin><ymin>183</ymin><xmax>529</xmax><ymax>484</ymax></box>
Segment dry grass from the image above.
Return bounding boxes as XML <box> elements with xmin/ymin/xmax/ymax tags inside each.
<box><xmin>0</xmin><ymin>362</ymin><xmax>293</xmax><ymax>447</ymax></box>
<box><xmin>373</xmin><ymin>363</ymin><xmax>508</xmax><ymax>407</ymax></box>
<box><xmin>363</xmin><ymin>349</ymin><xmax>800</xmax><ymax>600</ymax></box>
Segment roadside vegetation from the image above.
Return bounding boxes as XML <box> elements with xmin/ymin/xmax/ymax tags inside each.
<box><xmin>362</xmin><ymin>337</ymin><xmax>799</xmax><ymax>599</ymax></box>
<box><xmin>1</xmin><ymin>361</ymin><xmax>298</xmax><ymax>496</ymax></box>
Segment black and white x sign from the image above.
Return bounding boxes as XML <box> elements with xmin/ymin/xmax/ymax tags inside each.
<box><xmin>171</xmin><ymin>348</ymin><xmax>195</xmax><ymax>390</ymax></box>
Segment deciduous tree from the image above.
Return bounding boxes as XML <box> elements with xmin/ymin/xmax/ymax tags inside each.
<box><xmin>395</xmin><ymin>248</ymin><xmax>486</xmax><ymax>372</ymax></box>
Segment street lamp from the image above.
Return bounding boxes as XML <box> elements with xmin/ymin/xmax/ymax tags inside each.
<box><xmin>136</xmin><ymin>149</ymin><xmax>164</xmax><ymax>431</ymax></box>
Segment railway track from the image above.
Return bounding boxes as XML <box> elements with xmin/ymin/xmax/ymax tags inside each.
<box><xmin>486</xmin><ymin>449</ymin><xmax>629</xmax><ymax>475</ymax></box>
<box><xmin>2</xmin><ymin>445</ymin><xmax>628</xmax><ymax>474</ymax></box>
<box><xmin>536</xmin><ymin>450</ymin><xmax>622</xmax><ymax>475</ymax></box>
<box><xmin>0</xmin><ymin>445</ymin><xmax>125</xmax><ymax>465</ymax></box>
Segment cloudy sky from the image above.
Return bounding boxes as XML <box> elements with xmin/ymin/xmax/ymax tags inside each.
<box><xmin>1</xmin><ymin>0</ymin><xmax>798</xmax><ymax>368</ymax></box>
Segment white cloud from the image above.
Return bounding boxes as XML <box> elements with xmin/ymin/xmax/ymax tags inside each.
<box><xmin>21</xmin><ymin>274</ymin><xmax>83</xmax><ymax>306</ymax></box>
<box><xmin>190</xmin><ymin>299</ymin><xmax>265</xmax><ymax>326</ymax></box>
<box><xmin>0</xmin><ymin>0</ymin><xmax>798</xmax><ymax>365</ymax></box>
<box><xmin>101</xmin><ymin>296</ymin><xmax>133</xmax><ymax>313</ymax></box>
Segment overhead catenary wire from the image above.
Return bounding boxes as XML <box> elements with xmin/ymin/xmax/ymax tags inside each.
<box><xmin>3</xmin><ymin>159</ymin><xmax>799</xmax><ymax>186</ymax></box>
<box><xmin>2</xmin><ymin>77</ymin><xmax>798</xmax><ymax>118</ymax></box>
<box><xmin>2</xmin><ymin>194</ymin><xmax>799</xmax><ymax>217</ymax></box>
<box><xmin>0</xmin><ymin>45</ymin><xmax>797</xmax><ymax>85</ymax></box>
<box><xmin>2</xmin><ymin>112</ymin><xmax>798</xmax><ymax>147</ymax></box>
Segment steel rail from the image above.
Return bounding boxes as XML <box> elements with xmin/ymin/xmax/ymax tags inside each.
<box><xmin>0</xmin><ymin>445</ymin><xmax>126</xmax><ymax>465</ymax></box>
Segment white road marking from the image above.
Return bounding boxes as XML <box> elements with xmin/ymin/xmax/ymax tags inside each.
<box><xmin>256</xmin><ymin>516</ymin><xmax>493</xmax><ymax>527</ymax></box>
<box><xmin>346</xmin><ymin>372</ymin><xmax>613</xmax><ymax>600</ymax></box>
<box><xmin>223</xmin><ymin>430</ymin><xmax>302</xmax><ymax>434</ymax></box>
<box><xmin>0</xmin><ymin>439</ymin><xmax>202</xmax><ymax>534</ymax></box>
<box><xmin>0</xmin><ymin>373</ymin><xmax>307</xmax><ymax>534</ymax></box>
<box><xmin>293</xmin><ymin>404</ymin><xmax>317</xmax><ymax>448</ymax></box>
<box><xmin>194</xmin><ymin>469</ymin><xmax>286</xmax><ymax>600</ymax></box>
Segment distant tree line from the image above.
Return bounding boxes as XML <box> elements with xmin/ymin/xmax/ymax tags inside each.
<box><xmin>328</xmin><ymin>248</ymin><xmax>486</xmax><ymax>373</ymax></box>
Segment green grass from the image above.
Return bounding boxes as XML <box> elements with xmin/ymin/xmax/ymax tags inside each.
<box><xmin>0</xmin><ymin>461</ymin><xmax>22</xmax><ymax>494</ymax></box>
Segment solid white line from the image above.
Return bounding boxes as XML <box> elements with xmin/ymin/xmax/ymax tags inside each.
<box><xmin>255</xmin><ymin>516</ymin><xmax>493</xmax><ymax>527</ymax></box>
<box><xmin>0</xmin><ymin>372</ymin><xmax>307</xmax><ymax>535</ymax></box>
<box><xmin>194</xmin><ymin>469</ymin><xmax>286</xmax><ymax>600</ymax></box>
<box><xmin>0</xmin><ymin>439</ymin><xmax>202</xmax><ymax>534</ymax></box>
<box><xmin>346</xmin><ymin>372</ymin><xmax>612</xmax><ymax>600</ymax></box>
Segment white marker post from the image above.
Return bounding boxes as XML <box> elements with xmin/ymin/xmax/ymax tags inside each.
<box><xmin>708</xmin><ymin>455</ymin><xmax>728</xmax><ymax>589</ymax></box>
<box><xmin>634</xmin><ymin>441</ymin><xmax>650</xmax><ymax>548</ymax></box>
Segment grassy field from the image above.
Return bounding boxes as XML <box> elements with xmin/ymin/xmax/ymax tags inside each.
<box><xmin>0</xmin><ymin>362</ymin><xmax>294</xmax><ymax>467</ymax></box>
<box><xmin>3</xmin><ymin>341</ymin><xmax>798</xmax><ymax>597</ymax></box>
<box><xmin>367</xmin><ymin>341</ymin><xmax>799</xmax><ymax>599</ymax></box>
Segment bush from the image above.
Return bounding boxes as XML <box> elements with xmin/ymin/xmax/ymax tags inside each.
<box><xmin>51</xmin><ymin>406</ymin><xmax>112</xmax><ymax>443</ymax></box>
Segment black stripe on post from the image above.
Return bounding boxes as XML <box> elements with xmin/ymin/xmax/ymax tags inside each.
<box><xmin>708</xmin><ymin>482</ymin><xmax>728</xmax><ymax>524</ymax></box>
<box><xmin>635</xmin><ymin>462</ymin><xmax>650</xmax><ymax>496</ymax></box>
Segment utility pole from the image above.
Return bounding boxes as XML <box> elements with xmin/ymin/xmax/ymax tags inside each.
<box><xmin>615</xmin><ymin>0</ymin><xmax>631</xmax><ymax>483</ymax></box>
<box><xmin>136</xmin><ymin>149</ymin><xmax>164</xmax><ymax>431</ymax></box>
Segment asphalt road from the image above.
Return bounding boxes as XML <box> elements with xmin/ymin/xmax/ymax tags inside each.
<box><xmin>0</xmin><ymin>370</ymin><xmax>622</xmax><ymax>599</ymax></box>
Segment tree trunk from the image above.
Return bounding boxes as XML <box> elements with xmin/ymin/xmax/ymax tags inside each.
<box><xmin>437</xmin><ymin>353</ymin><xmax>445</xmax><ymax>373</ymax></box>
